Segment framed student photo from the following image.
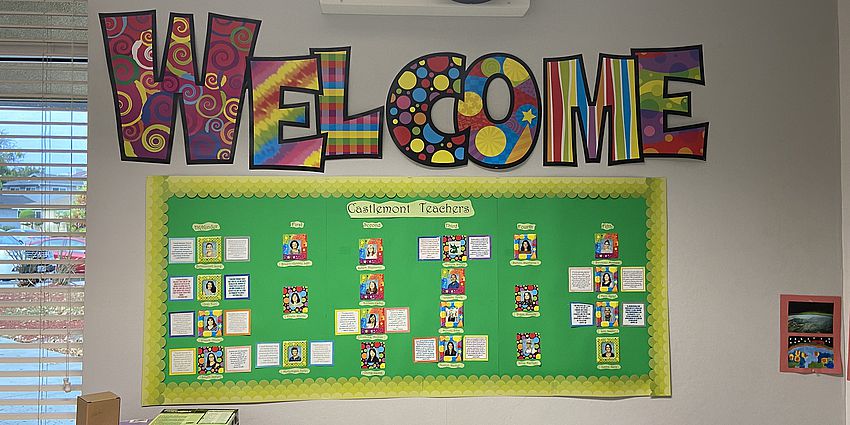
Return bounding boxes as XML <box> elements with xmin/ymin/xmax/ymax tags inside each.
<box><xmin>516</xmin><ymin>332</ymin><xmax>541</xmax><ymax>361</ymax></box>
<box><xmin>442</xmin><ymin>235</ymin><xmax>468</xmax><ymax>262</ymax></box>
<box><xmin>361</xmin><ymin>341</ymin><xmax>385</xmax><ymax>370</ymax></box>
<box><xmin>282</xmin><ymin>286</ymin><xmax>309</xmax><ymax>315</ymax></box>
<box><xmin>513</xmin><ymin>233</ymin><xmax>537</xmax><ymax>260</ymax></box>
<box><xmin>780</xmin><ymin>294</ymin><xmax>842</xmax><ymax>375</ymax></box>
<box><xmin>594</xmin><ymin>233</ymin><xmax>619</xmax><ymax>259</ymax></box>
<box><xmin>596</xmin><ymin>337</ymin><xmax>620</xmax><ymax>364</ymax></box>
<box><xmin>359</xmin><ymin>238</ymin><xmax>383</xmax><ymax>265</ymax></box>
<box><xmin>360</xmin><ymin>307</ymin><xmax>386</xmax><ymax>334</ymax></box>
<box><xmin>197</xmin><ymin>236</ymin><xmax>222</xmax><ymax>264</ymax></box>
<box><xmin>440</xmin><ymin>301</ymin><xmax>464</xmax><ymax>329</ymax></box>
<box><xmin>197</xmin><ymin>274</ymin><xmax>223</xmax><ymax>302</ymax></box>
<box><xmin>283</xmin><ymin>340</ymin><xmax>307</xmax><ymax>368</ymax></box>
<box><xmin>197</xmin><ymin>346</ymin><xmax>224</xmax><ymax>375</ymax></box>
<box><xmin>359</xmin><ymin>274</ymin><xmax>385</xmax><ymax>300</ymax></box>
<box><xmin>197</xmin><ymin>310</ymin><xmax>223</xmax><ymax>338</ymax></box>
<box><xmin>514</xmin><ymin>285</ymin><xmax>539</xmax><ymax>313</ymax></box>
<box><xmin>594</xmin><ymin>267</ymin><xmax>618</xmax><ymax>293</ymax></box>
<box><xmin>595</xmin><ymin>301</ymin><xmax>619</xmax><ymax>328</ymax></box>
<box><xmin>282</xmin><ymin>234</ymin><xmax>308</xmax><ymax>261</ymax></box>
<box><xmin>441</xmin><ymin>268</ymin><xmax>465</xmax><ymax>295</ymax></box>
<box><xmin>439</xmin><ymin>335</ymin><xmax>463</xmax><ymax>363</ymax></box>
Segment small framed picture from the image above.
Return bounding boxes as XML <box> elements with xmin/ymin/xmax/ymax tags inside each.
<box><xmin>361</xmin><ymin>341</ymin><xmax>385</xmax><ymax>370</ymax></box>
<box><xmin>780</xmin><ymin>294</ymin><xmax>843</xmax><ymax>375</ymax></box>
<box><xmin>595</xmin><ymin>301</ymin><xmax>619</xmax><ymax>328</ymax></box>
<box><xmin>360</xmin><ymin>308</ymin><xmax>386</xmax><ymax>334</ymax></box>
<box><xmin>594</xmin><ymin>266</ymin><xmax>618</xmax><ymax>293</ymax></box>
<box><xmin>516</xmin><ymin>332</ymin><xmax>541</xmax><ymax>361</ymax></box>
<box><xmin>439</xmin><ymin>335</ymin><xmax>463</xmax><ymax>363</ymax></box>
<box><xmin>441</xmin><ymin>268</ymin><xmax>465</xmax><ymax>295</ymax></box>
<box><xmin>197</xmin><ymin>346</ymin><xmax>224</xmax><ymax>375</ymax></box>
<box><xmin>359</xmin><ymin>238</ymin><xmax>383</xmax><ymax>265</ymax></box>
<box><xmin>442</xmin><ymin>235</ymin><xmax>468</xmax><ymax>262</ymax></box>
<box><xmin>283</xmin><ymin>340</ymin><xmax>307</xmax><ymax>368</ymax></box>
<box><xmin>594</xmin><ymin>233</ymin><xmax>619</xmax><ymax>259</ymax></box>
<box><xmin>440</xmin><ymin>301</ymin><xmax>464</xmax><ymax>328</ymax></box>
<box><xmin>197</xmin><ymin>310</ymin><xmax>223</xmax><ymax>337</ymax></box>
<box><xmin>514</xmin><ymin>285</ymin><xmax>539</xmax><ymax>313</ymax></box>
<box><xmin>197</xmin><ymin>236</ymin><xmax>222</xmax><ymax>264</ymax></box>
<box><xmin>596</xmin><ymin>337</ymin><xmax>620</xmax><ymax>364</ymax></box>
<box><xmin>359</xmin><ymin>274</ymin><xmax>384</xmax><ymax>300</ymax></box>
<box><xmin>197</xmin><ymin>274</ymin><xmax>223</xmax><ymax>301</ymax></box>
<box><xmin>282</xmin><ymin>286</ymin><xmax>308</xmax><ymax>314</ymax></box>
<box><xmin>282</xmin><ymin>234</ymin><xmax>308</xmax><ymax>261</ymax></box>
<box><xmin>513</xmin><ymin>234</ymin><xmax>537</xmax><ymax>260</ymax></box>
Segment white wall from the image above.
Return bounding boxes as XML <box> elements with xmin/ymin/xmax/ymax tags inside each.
<box><xmin>86</xmin><ymin>1</ymin><xmax>845</xmax><ymax>423</ymax></box>
<box><xmin>841</xmin><ymin>0</ymin><xmax>850</xmax><ymax>422</ymax></box>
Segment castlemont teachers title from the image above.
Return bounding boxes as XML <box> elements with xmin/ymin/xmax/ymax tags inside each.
<box><xmin>346</xmin><ymin>200</ymin><xmax>475</xmax><ymax>219</ymax></box>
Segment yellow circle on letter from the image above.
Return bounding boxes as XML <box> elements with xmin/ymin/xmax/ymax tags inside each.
<box><xmin>476</xmin><ymin>126</ymin><xmax>507</xmax><ymax>157</ymax></box>
<box><xmin>398</xmin><ymin>71</ymin><xmax>417</xmax><ymax>90</ymax></box>
<box><xmin>503</xmin><ymin>58</ymin><xmax>530</xmax><ymax>85</ymax></box>
<box><xmin>457</xmin><ymin>91</ymin><xmax>483</xmax><ymax>117</ymax></box>
<box><xmin>433</xmin><ymin>75</ymin><xmax>450</xmax><ymax>91</ymax></box>
<box><xmin>410</xmin><ymin>138</ymin><xmax>425</xmax><ymax>153</ymax></box>
<box><xmin>432</xmin><ymin>150</ymin><xmax>455</xmax><ymax>164</ymax></box>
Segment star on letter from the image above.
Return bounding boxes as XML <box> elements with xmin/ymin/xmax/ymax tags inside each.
<box><xmin>521</xmin><ymin>108</ymin><xmax>537</xmax><ymax>125</ymax></box>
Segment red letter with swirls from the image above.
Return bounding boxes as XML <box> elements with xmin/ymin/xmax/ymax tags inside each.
<box><xmin>99</xmin><ymin>11</ymin><xmax>259</xmax><ymax>163</ymax></box>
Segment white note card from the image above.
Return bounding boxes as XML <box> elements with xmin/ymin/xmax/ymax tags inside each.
<box><xmin>418</xmin><ymin>236</ymin><xmax>442</xmax><ymax>261</ymax></box>
<box><xmin>224</xmin><ymin>237</ymin><xmax>250</xmax><ymax>262</ymax></box>
<box><xmin>168</xmin><ymin>238</ymin><xmax>195</xmax><ymax>264</ymax></box>
<box><xmin>310</xmin><ymin>341</ymin><xmax>334</xmax><ymax>366</ymax></box>
<box><xmin>468</xmin><ymin>235</ymin><xmax>492</xmax><ymax>260</ymax></box>
<box><xmin>569</xmin><ymin>267</ymin><xmax>594</xmax><ymax>292</ymax></box>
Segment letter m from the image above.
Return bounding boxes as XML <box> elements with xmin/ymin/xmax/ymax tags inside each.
<box><xmin>543</xmin><ymin>54</ymin><xmax>643</xmax><ymax>165</ymax></box>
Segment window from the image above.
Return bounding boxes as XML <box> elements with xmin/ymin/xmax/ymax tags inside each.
<box><xmin>0</xmin><ymin>1</ymin><xmax>87</xmax><ymax>423</ymax></box>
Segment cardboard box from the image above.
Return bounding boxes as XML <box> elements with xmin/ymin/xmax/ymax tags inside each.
<box><xmin>76</xmin><ymin>392</ymin><xmax>120</xmax><ymax>425</ymax></box>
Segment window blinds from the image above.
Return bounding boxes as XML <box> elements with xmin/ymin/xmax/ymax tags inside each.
<box><xmin>0</xmin><ymin>0</ymin><xmax>87</xmax><ymax>423</ymax></box>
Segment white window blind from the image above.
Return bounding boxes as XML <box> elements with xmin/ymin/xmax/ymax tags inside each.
<box><xmin>0</xmin><ymin>1</ymin><xmax>87</xmax><ymax>423</ymax></box>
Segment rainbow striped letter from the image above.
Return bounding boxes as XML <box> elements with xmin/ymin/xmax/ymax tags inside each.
<box><xmin>248</xmin><ymin>56</ymin><xmax>327</xmax><ymax>172</ymax></box>
<box><xmin>311</xmin><ymin>47</ymin><xmax>383</xmax><ymax>159</ymax></box>
<box><xmin>543</xmin><ymin>55</ymin><xmax>642</xmax><ymax>165</ymax></box>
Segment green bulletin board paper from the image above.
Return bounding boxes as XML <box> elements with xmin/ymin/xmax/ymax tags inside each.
<box><xmin>144</xmin><ymin>177</ymin><xmax>670</xmax><ymax>405</ymax></box>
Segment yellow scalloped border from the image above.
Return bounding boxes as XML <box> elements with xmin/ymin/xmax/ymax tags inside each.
<box><xmin>144</xmin><ymin>176</ymin><xmax>670</xmax><ymax>405</ymax></box>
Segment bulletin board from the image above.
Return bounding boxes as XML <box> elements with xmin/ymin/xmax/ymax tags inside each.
<box><xmin>143</xmin><ymin>176</ymin><xmax>670</xmax><ymax>405</ymax></box>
